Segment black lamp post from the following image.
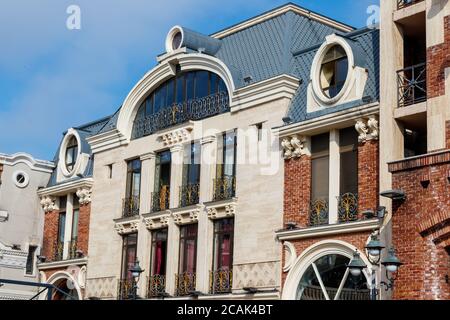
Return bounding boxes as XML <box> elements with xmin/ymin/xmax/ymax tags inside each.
<box><xmin>129</xmin><ymin>260</ymin><xmax>144</xmax><ymax>300</ymax></box>
<box><xmin>347</xmin><ymin>234</ymin><xmax>403</xmax><ymax>300</ymax></box>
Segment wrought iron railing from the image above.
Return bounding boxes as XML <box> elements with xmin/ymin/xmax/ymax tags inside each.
<box><xmin>117</xmin><ymin>279</ymin><xmax>134</xmax><ymax>300</ymax></box>
<box><xmin>53</xmin><ymin>240</ymin><xmax>64</xmax><ymax>261</ymax></box>
<box><xmin>68</xmin><ymin>239</ymin><xmax>78</xmax><ymax>260</ymax></box>
<box><xmin>213</xmin><ymin>176</ymin><xmax>236</xmax><ymax>202</ymax></box>
<box><xmin>122</xmin><ymin>196</ymin><xmax>140</xmax><ymax>218</ymax></box>
<box><xmin>147</xmin><ymin>274</ymin><xmax>166</xmax><ymax>298</ymax></box>
<box><xmin>179</xmin><ymin>183</ymin><xmax>200</xmax><ymax>208</ymax></box>
<box><xmin>133</xmin><ymin>92</ymin><xmax>230</xmax><ymax>139</ymax></box>
<box><xmin>337</xmin><ymin>193</ymin><xmax>359</xmax><ymax>223</ymax></box>
<box><xmin>397</xmin><ymin>63</ymin><xmax>427</xmax><ymax>107</ymax></box>
<box><xmin>209</xmin><ymin>269</ymin><xmax>232</xmax><ymax>295</ymax></box>
<box><xmin>397</xmin><ymin>0</ymin><xmax>425</xmax><ymax>10</ymax></box>
<box><xmin>175</xmin><ymin>272</ymin><xmax>196</xmax><ymax>297</ymax></box>
<box><xmin>309</xmin><ymin>199</ymin><xmax>329</xmax><ymax>226</ymax></box>
<box><xmin>151</xmin><ymin>186</ymin><xmax>170</xmax><ymax>213</ymax></box>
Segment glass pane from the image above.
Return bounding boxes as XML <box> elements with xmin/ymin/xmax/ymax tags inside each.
<box><xmin>312</xmin><ymin>156</ymin><xmax>329</xmax><ymax>200</ymax></box>
<box><xmin>311</xmin><ymin>133</ymin><xmax>329</xmax><ymax>154</ymax></box>
<box><xmin>71</xmin><ymin>209</ymin><xmax>79</xmax><ymax>240</ymax></box>
<box><xmin>152</xmin><ymin>229</ymin><xmax>168</xmax><ymax>275</ymax></box>
<box><xmin>146</xmin><ymin>96</ymin><xmax>153</xmax><ymax>115</ymax></box>
<box><xmin>210</xmin><ymin>73</ymin><xmax>218</xmax><ymax>95</ymax></box>
<box><xmin>218</xmin><ymin>78</ymin><xmax>227</xmax><ymax>94</ymax></box>
<box><xmin>297</xmin><ymin>265</ymin><xmax>326</xmax><ymax>300</ymax></box>
<box><xmin>176</xmin><ymin>75</ymin><xmax>185</xmax><ymax>103</ymax></box>
<box><xmin>336</xmin><ymin>58</ymin><xmax>348</xmax><ymax>83</ymax></box>
<box><xmin>58</xmin><ymin>213</ymin><xmax>66</xmax><ymax>242</ymax></box>
<box><xmin>194</xmin><ymin>71</ymin><xmax>209</xmax><ymax>98</ymax></box>
<box><xmin>340</xmin><ymin>151</ymin><xmax>358</xmax><ymax>195</ymax></box>
<box><xmin>314</xmin><ymin>255</ymin><xmax>349</xmax><ymax>300</ymax></box>
<box><xmin>154</xmin><ymin>85</ymin><xmax>167</xmax><ymax>113</ymax></box>
<box><xmin>166</xmin><ymin>79</ymin><xmax>175</xmax><ymax>106</ymax></box>
<box><xmin>186</xmin><ymin>72</ymin><xmax>195</xmax><ymax>101</ymax></box>
<box><xmin>132</xmin><ymin>172</ymin><xmax>141</xmax><ymax>196</ymax></box>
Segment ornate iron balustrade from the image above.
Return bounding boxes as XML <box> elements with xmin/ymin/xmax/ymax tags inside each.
<box><xmin>397</xmin><ymin>63</ymin><xmax>427</xmax><ymax>107</ymax></box>
<box><xmin>213</xmin><ymin>176</ymin><xmax>236</xmax><ymax>202</ymax></box>
<box><xmin>209</xmin><ymin>269</ymin><xmax>232</xmax><ymax>295</ymax></box>
<box><xmin>338</xmin><ymin>193</ymin><xmax>359</xmax><ymax>223</ymax></box>
<box><xmin>68</xmin><ymin>239</ymin><xmax>78</xmax><ymax>260</ymax></box>
<box><xmin>122</xmin><ymin>196</ymin><xmax>140</xmax><ymax>218</ymax></box>
<box><xmin>147</xmin><ymin>275</ymin><xmax>166</xmax><ymax>298</ymax></box>
<box><xmin>300</xmin><ymin>285</ymin><xmax>370</xmax><ymax>300</ymax></box>
<box><xmin>397</xmin><ymin>0</ymin><xmax>424</xmax><ymax>10</ymax></box>
<box><xmin>309</xmin><ymin>199</ymin><xmax>329</xmax><ymax>226</ymax></box>
<box><xmin>179</xmin><ymin>183</ymin><xmax>200</xmax><ymax>208</ymax></box>
<box><xmin>53</xmin><ymin>240</ymin><xmax>64</xmax><ymax>261</ymax></box>
<box><xmin>133</xmin><ymin>91</ymin><xmax>230</xmax><ymax>139</ymax></box>
<box><xmin>151</xmin><ymin>186</ymin><xmax>170</xmax><ymax>213</ymax></box>
<box><xmin>175</xmin><ymin>272</ymin><xmax>196</xmax><ymax>297</ymax></box>
<box><xmin>117</xmin><ymin>279</ymin><xmax>134</xmax><ymax>300</ymax></box>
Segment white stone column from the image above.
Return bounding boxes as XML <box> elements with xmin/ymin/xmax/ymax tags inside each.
<box><xmin>165</xmin><ymin>217</ymin><xmax>180</xmax><ymax>296</ymax></box>
<box><xmin>329</xmin><ymin>129</ymin><xmax>340</xmax><ymax>224</ymax></box>
<box><xmin>63</xmin><ymin>193</ymin><xmax>74</xmax><ymax>260</ymax></box>
<box><xmin>139</xmin><ymin>152</ymin><xmax>156</xmax><ymax>214</ymax></box>
<box><xmin>169</xmin><ymin>145</ymin><xmax>184</xmax><ymax>209</ymax></box>
<box><xmin>196</xmin><ymin>136</ymin><xmax>217</xmax><ymax>294</ymax></box>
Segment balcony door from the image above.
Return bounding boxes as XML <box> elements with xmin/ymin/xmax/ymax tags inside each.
<box><xmin>181</xmin><ymin>142</ymin><xmax>201</xmax><ymax>207</ymax></box>
<box><xmin>121</xmin><ymin>233</ymin><xmax>138</xmax><ymax>281</ymax></box>
<box><xmin>215</xmin><ymin>130</ymin><xmax>237</xmax><ymax>201</ymax></box>
<box><xmin>211</xmin><ymin>218</ymin><xmax>234</xmax><ymax>294</ymax></box>
<box><xmin>153</xmin><ymin>151</ymin><xmax>171</xmax><ymax>212</ymax></box>
<box><xmin>176</xmin><ymin>224</ymin><xmax>198</xmax><ymax>296</ymax></box>
<box><xmin>125</xmin><ymin>159</ymin><xmax>141</xmax><ymax>216</ymax></box>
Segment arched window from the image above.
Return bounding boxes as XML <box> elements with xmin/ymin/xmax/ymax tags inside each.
<box><xmin>132</xmin><ymin>70</ymin><xmax>229</xmax><ymax>139</ymax></box>
<box><xmin>65</xmin><ymin>136</ymin><xmax>78</xmax><ymax>172</ymax></box>
<box><xmin>320</xmin><ymin>45</ymin><xmax>348</xmax><ymax>99</ymax></box>
<box><xmin>296</xmin><ymin>254</ymin><xmax>369</xmax><ymax>300</ymax></box>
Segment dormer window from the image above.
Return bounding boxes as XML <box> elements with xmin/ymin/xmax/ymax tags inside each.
<box><xmin>65</xmin><ymin>136</ymin><xmax>78</xmax><ymax>172</ymax></box>
<box><xmin>320</xmin><ymin>45</ymin><xmax>348</xmax><ymax>99</ymax></box>
<box><xmin>172</xmin><ymin>31</ymin><xmax>183</xmax><ymax>50</ymax></box>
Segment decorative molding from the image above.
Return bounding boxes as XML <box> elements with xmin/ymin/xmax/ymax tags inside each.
<box><xmin>283</xmin><ymin>242</ymin><xmax>297</xmax><ymax>272</ymax></box>
<box><xmin>143</xmin><ymin>211</ymin><xmax>171</xmax><ymax>230</ymax></box>
<box><xmin>205</xmin><ymin>198</ymin><xmax>237</xmax><ymax>220</ymax></box>
<box><xmin>0</xmin><ymin>249</ymin><xmax>27</xmax><ymax>269</ymax></box>
<box><xmin>140</xmin><ymin>152</ymin><xmax>156</xmax><ymax>161</ymax></box>
<box><xmin>39</xmin><ymin>196</ymin><xmax>58</xmax><ymax>213</ymax></box>
<box><xmin>355</xmin><ymin>116</ymin><xmax>379</xmax><ymax>143</ymax></box>
<box><xmin>85</xmin><ymin>277</ymin><xmax>117</xmax><ymax>299</ymax></box>
<box><xmin>201</xmin><ymin>135</ymin><xmax>217</xmax><ymax>145</ymax></box>
<box><xmin>114</xmin><ymin>219</ymin><xmax>140</xmax><ymax>235</ymax></box>
<box><xmin>210</xmin><ymin>3</ymin><xmax>353</xmax><ymax>39</ymax></box>
<box><xmin>158</xmin><ymin>124</ymin><xmax>194</xmax><ymax>148</ymax></box>
<box><xmin>275</xmin><ymin>219</ymin><xmax>381</xmax><ymax>241</ymax></box>
<box><xmin>233</xmin><ymin>261</ymin><xmax>280</xmax><ymax>289</ymax></box>
<box><xmin>0</xmin><ymin>152</ymin><xmax>55</xmax><ymax>173</ymax></box>
<box><xmin>76</xmin><ymin>187</ymin><xmax>92</xmax><ymax>205</ymax></box>
<box><xmin>172</xmin><ymin>205</ymin><xmax>202</xmax><ymax>225</ymax></box>
<box><xmin>86</xmin><ymin>129</ymin><xmax>128</xmax><ymax>154</ymax></box>
<box><xmin>281</xmin><ymin>135</ymin><xmax>307</xmax><ymax>159</ymax></box>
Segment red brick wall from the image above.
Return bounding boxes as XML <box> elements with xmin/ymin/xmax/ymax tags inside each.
<box><xmin>284</xmin><ymin>155</ymin><xmax>311</xmax><ymax>228</ymax></box>
<box><xmin>358</xmin><ymin>140</ymin><xmax>379</xmax><ymax>215</ymax></box>
<box><xmin>281</xmin><ymin>231</ymin><xmax>372</xmax><ymax>288</ymax></box>
<box><xmin>390</xmin><ymin>151</ymin><xmax>450</xmax><ymax>300</ymax></box>
<box><xmin>78</xmin><ymin>203</ymin><xmax>91</xmax><ymax>255</ymax></box>
<box><xmin>427</xmin><ymin>15</ymin><xmax>450</xmax><ymax>99</ymax></box>
<box><xmin>42</xmin><ymin>210</ymin><xmax>59</xmax><ymax>260</ymax></box>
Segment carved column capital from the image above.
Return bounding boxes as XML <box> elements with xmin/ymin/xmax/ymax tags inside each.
<box><xmin>281</xmin><ymin>135</ymin><xmax>307</xmax><ymax>159</ymax></box>
<box><xmin>40</xmin><ymin>196</ymin><xmax>58</xmax><ymax>213</ymax></box>
<box><xmin>355</xmin><ymin>116</ymin><xmax>378</xmax><ymax>143</ymax></box>
<box><xmin>76</xmin><ymin>187</ymin><xmax>92</xmax><ymax>205</ymax></box>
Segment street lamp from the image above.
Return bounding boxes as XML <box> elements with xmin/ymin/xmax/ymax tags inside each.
<box><xmin>347</xmin><ymin>234</ymin><xmax>403</xmax><ymax>300</ymax></box>
<box><xmin>129</xmin><ymin>260</ymin><xmax>144</xmax><ymax>300</ymax></box>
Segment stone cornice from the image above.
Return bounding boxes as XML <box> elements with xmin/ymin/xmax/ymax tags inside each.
<box><xmin>37</xmin><ymin>178</ymin><xmax>94</xmax><ymax>197</ymax></box>
<box><xmin>86</xmin><ymin>129</ymin><xmax>128</xmax><ymax>154</ymax></box>
<box><xmin>275</xmin><ymin>103</ymin><xmax>379</xmax><ymax>138</ymax></box>
<box><xmin>0</xmin><ymin>152</ymin><xmax>54</xmax><ymax>173</ymax></box>
<box><xmin>37</xmin><ymin>258</ymin><xmax>88</xmax><ymax>270</ymax></box>
<box><xmin>230</xmin><ymin>74</ymin><xmax>300</xmax><ymax>113</ymax></box>
<box><xmin>275</xmin><ymin>219</ymin><xmax>381</xmax><ymax>241</ymax></box>
<box><xmin>388</xmin><ymin>150</ymin><xmax>450</xmax><ymax>173</ymax></box>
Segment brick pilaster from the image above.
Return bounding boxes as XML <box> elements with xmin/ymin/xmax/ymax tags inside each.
<box><xmin>358</xmin><ymin>139</ymin><xmax>379</xmax><ymax>215</ymax></box>
<box><xmin>42</xmin><ymin>210</ymin><xmax>59</xmax><ymax>260</ymax></box>
<box><xmin>77</xmin><ymin>203</ymin><xmax>91</xmax><ymax>255</ymax></box>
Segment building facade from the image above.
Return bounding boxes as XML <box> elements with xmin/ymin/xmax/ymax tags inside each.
<box><xmin>0</xmin><ymin>153</ymin><xmax>54</xmax><ymax>300</ymax></box>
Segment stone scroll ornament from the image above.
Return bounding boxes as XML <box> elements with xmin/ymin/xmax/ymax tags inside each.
<box><xmin>281</xmin><ymin>135</ymin><xmax>307</xmax><ymax>159</ymax></box>
<box><xmin>355</xmin><ymin>117</ymin><xmax>379</xmax><ymax>143</ymax></box>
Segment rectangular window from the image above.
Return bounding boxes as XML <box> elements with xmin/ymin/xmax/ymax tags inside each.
<box><xmin>255</xmin><ymin>123</ymin><xmax>263</xmax><ymax>141</ymax></box>
<box><xmin>212</xmin><ymin>219</ymin><xmax>234</xmax><ymax>272</ymax></box>
<box><xmin>151</xmin><ymin>229</ymin><xmax>168</xmax><ymax>276</ymax></box>
<box><xmin>58</xmin><ymin>196</ymin><xmax>67</xmax><ymax>244</ymax></box>
<box><xmin>126</xmin><ymin>159</ymin><xmax>142</xmax><ymax>199</ymax></box>
<box><xmin>183</xmin><ymin>141</ymin><xmax>201</xmax><ymax>186</ymax></box>
<box><xmin>121</xmin><ymin>233</ymin><xmax>138</xmax><ymax>280</ymax></box>
<box><xmin>217</xmin><ymin>130</ymin><xmax>237</xmax><ymax>178</ymax></box>
<box><xmin>107</xmin><ymin>164</ymin><xmax>113</xmax><ymax>179</ymax></box>
<box><xmin>153</xmin><ymin>151</ymin><xmax>171</xmax><ymax>212</ymax></box>
<box><xmin>179</xmin><ymin>224</ymin><xmax>198</xmax><ymax>274</ymax></box>
<box><xmin>339</xmin><ymin>127</ymin><xmax>358</xmax><ymax>195</ymax></box>
<box><xmin>311</xmin><ymin>133</ymin><xmax>330</xmax><ymax>201</ymax></box>
<box><xmin>25</xmin><ymin>245</ymin><xmax>37</xmax><ymax>275</ymax></box>
<box><xmin>71</xmin><ymin>195</ymin><xmax>80</xmax><ymax>241</ymax></box>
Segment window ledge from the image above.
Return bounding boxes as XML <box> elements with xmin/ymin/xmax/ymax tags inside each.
<box><xmin>275</xmin><ymin>219</ymin><xmax>380</xmax><ymax>241</ymax></box>
<box><xmin>37</xmin><ymin>257</ymin><xmax>87</xmax><ymax>270</ymax></box>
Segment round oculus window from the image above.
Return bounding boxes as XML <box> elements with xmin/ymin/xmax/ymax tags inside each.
<box><xmin>319</xmin><ymin>45</ymin><xmax>349</xmax><ymax>99</ymax></box>
<box><xmin>172</xmin><ymin>31</ymin><xmax>183</xmax><ymax>51</ymax></box>
<box><xmin>13</xmin><ymin>171</ymin><xmax>29</xmax><ymax>188</ymax></box>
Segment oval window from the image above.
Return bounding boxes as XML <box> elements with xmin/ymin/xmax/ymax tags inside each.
<box><xmin>296</xmin><ymin>254</ymin><xmax>369</xmax><ymax>300</ymax></box>
<box><xmin>172</xmin><ymin>31</ymin><xmax>183</xmax><ymax>51</ymax></box>
<box><xmin>319</xmin><ymin>45</ymin><xmax>348</xmax><ymax>99</ymax></box>
<box><xmin>65</xmin><ymin>136</ymin><xmax>78</xmax><ymax>172</ymax></box>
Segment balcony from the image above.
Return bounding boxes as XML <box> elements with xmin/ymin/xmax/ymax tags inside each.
<box><xmin>337</xmin><ymin>193</ymin><xmax>359</xmax><ymax>223</ymax></box>
<box><xmin>397</xmin><ymin>63</ymin><xmax>427</xmax><ymax>108</ymax></box>
<box><xmin>53</xmin><ymin>240</ymin><xmax>64</xmax><ymax>262</ymax></box>
<box><xmin>397</xmin><ymin>0</ymin><xmax>425</xmax><ymax>10</ymax></box>
<box><xmin>175</xmin><ymin>272</ymin><xmax>196</xmax><ymax>297</ymax></box>
<box><xmin>117</xmin><ymin>279</ymin><xmax>133</xmax><ymax>300</ymax></box>
<box><xmin>147</xmin><ymin>274</ymin><xmax>166</xmax><ymax>298</ymax></box>
<box><xmin>68</xmin><ymin>239</ymin><xmax>81</xmax><ymax>260</ymax></box>
<box><xmin>179</xmin><ymin>183</ymin><xmax>200</xmax><ymax>208</ymax></box>
<box><xmin>309</xmin><ymin>199</ymin><xmax>329</xmax><ymax>227</ymax></box>
<box><xmin>133</xmin><ymin>92</ymin><xmax>229</xmax><ymax>140</ymax></box>
<box><xmin>122</xmin><ymin>196</ymin><xmax>140</xmax><ymax>218</ymax></box>
<box><xmin>151</xmin><ymin>186</ymin><xmax>170</xmax><ymax>213</ymax></box>
<box><xmin>209</xmin><ymin>269</ymin><xmax>232</xmax><ymax>295</ymax></box>
<box><xmin>213</xmin><ymin>176</ymin><xmax>236</xmax><ymax>202</ymax></box>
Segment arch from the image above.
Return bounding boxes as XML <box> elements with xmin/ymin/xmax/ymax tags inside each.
<box><xmin>46</xmin><ymin>271</ymin><xmax>82</xmax><ymax>300</ymax></box>
<box><xmin>282</xmin><ymin>240</ymin><xmax>373</xmax><ymax>300</ymax></box>
<box><xmin>116</xmin><ymin>53</ymin><xmax>237</xmax><ymax>142</ymax></box>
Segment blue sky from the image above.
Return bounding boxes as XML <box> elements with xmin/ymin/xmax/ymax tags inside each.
<box><xmin>0</xmin><ymin>0</ymin><xmax>379</xmax><ymax>160</ymax></box>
